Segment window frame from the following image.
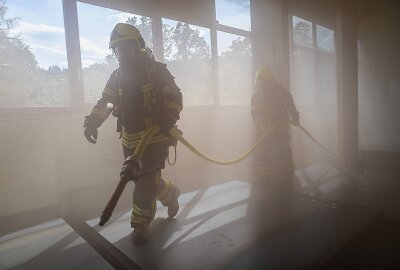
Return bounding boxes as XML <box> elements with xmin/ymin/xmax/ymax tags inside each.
<box><xmin>0</xmin><ymin>0</ymin><xmax>253</xmax><ymax>117</ymax></box>
<box><xmin>0</xmin><ymin>0</ymin><xmax>75</xmax><ymax>117</ymax></box>
<box><xmin>212</xmin><ymin>0</ymin><xmax>252</xmax><ymax>106</ymax></box>
<box><xmin>316</xmin><ymin>24</ymin><xmax>335</xmax><ymax>53</ymax></box>
<box><xmin>291</xmin><ymin>15</ymin><xmax>335</xmax><ymax>53</ymax></box>
<box><xmin>289</xmin><ymin>13</ymin><xmax>336</xmax><ymax>100</ymax></box>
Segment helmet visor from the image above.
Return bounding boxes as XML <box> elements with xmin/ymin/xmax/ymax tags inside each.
<box><xmin>113</xmin><ymin>40</ymin><xmax>138</xmax><ymax>61</ymax></box>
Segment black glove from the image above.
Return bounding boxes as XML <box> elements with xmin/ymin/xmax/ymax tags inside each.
<box><xmin>120</xmin><ymin>155</ymin><xmax>142</xmax><ymax>181</ymax></box>
<box><xmin>83</xmin><ymin>115</ymin><xmax>99</xmax><ymax>144</ymax></box>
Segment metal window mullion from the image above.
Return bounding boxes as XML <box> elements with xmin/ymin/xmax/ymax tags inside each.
<box><xmin>63</xmin><ymin>0</ymin><xmax>84</xmax><ymax>109</ymax></box>
<box><xmin>211</xmin><ymin>20</ymin><xmax>220</xmax><ymax>106</ymax></box>
<box><xmin>216</xmin><ymin>23</ymin><xmax>251</xmax><ymax>38</ymax></box>
<box><xmin>312</xmin><ymin>21</ymin><xmax>317</xmax><ymax>49</ymax></box>
<box><xmin>289</xmin><ymin>13</ymin><xmax>295</xmax><ymax>93</ymax></box>
<box><xmin>250</xmin><ymin>0</ymin><xmax>257</xmax><ymax>88</ymax></box>
<box><xmin>312</xmin><ymin>21</ymin><xmax>319</xmax><ymax>94</ymax></box>
<box><xmin>152</xmin><ymin>14</ymin><xmax>164</xmax><ymax>63</ymax></box>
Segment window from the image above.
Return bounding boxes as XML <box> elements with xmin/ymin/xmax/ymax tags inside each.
<box><xmin>215</xmin><ymin>0</ymin><xmax>251</xmax><ymax>31</ymax></box>
<box><xmin>215</xmin><ymin>0</ymin><xmax>253</xmax><ymax>106</ymax></box>
<box><xmin>1</xmin><ymin>1</ymin><xmax>254</xmax><ymax>110</ymax></box>
<box><xmin>290</xmin><ymin>15</ymin><xmax>337</xmax><ymax>161</ymax></box>
<box><xmin>292</xmin><ymin>16</ymin><xmax>313</xmax><ymax>47</ymax></box>
<box><xmin>291</xmin><ymin>16</ymin><xmax>336</xmax><ymax>102</ymax></box>
<box><xmin>77</xmin><ymin>2</ymin><xmax>153</xmax><ymax>103</ymax></box>
<box><xmin>218</xmin><ymin>32</ymin><xmax>252</xmax><ymax>105</ymax></box>
<box><xmin>0</xmin><ymin>0</ymin><xmax>69</xmax><ymax>108</ymax></box>
<box><xmin>317</xmin><ymin>25</ymin><xmax>334</xmax><ymax>52</ymax></box>
<box><xmin>162</xmin><ymin>19</ymin><xmax>213</xmax><ymax>105</ymax></box>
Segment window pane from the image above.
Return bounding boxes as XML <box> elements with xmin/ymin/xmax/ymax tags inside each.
<box><xmin>216</xmin><ymin>0</ymin><xmax>251</xmax><ymax>31</ymax></box>
<box><xmin>163</xmin><ymin>19</ymin><xmax>213</xmax><ymax>106</ymax></box>
<box><xmin>218</xmin><ymin>32</ymin><xmax>252</xmax><ymax>105</ymax></box>
<box><xmin>291</xmin><ymin>28</ymin><xmax>337</xmax><ymax>163</ymax></box>
<box><xmin>77</xmin><ymin>2</ymin><xmax>153</xmax><ymax>103</ymax></box>
<box><xmin>293</xmin><ymin>16</ymin><xmax>313</xmax><ymax>47</ymax></box>
<box><xmin>317</xmin><ymin>25</ymin><xmax>334</xmax><ymax>52</ymax></box>
<box><xmin>1</xmin><ymin>0</ymin><xmax>70</xmax><ymax>107</ymax></box>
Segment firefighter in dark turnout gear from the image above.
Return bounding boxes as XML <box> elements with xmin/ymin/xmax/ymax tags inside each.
<box><xmin>84</xmin><ymin>23</ymin><xmax>182</xmax><ymax>243</ymax></box>
<box><xmin>251</xmin><ymin>67</ymin><xmax>300</xmax><ymax>185</ymax></box>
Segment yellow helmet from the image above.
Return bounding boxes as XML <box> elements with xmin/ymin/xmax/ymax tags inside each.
<box><xmin>255</xmin><ymin>66</ymin><xmax>276</xmax><ymax>85</ymax></box>
<box><xmin>109</xmin><ymin>23</ymin><xmax>145</xmax><ymax>49</ymax></box>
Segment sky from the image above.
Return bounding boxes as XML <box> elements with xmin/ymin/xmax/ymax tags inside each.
<box><xmin>6</xmin><ymin>0</ymin><xmax>251</xmax><ymax>69</ymax></box>
<box><xmin>8</xmin><ymin>0</ymin><xmax>68</xmax><ymax>68</ymax></box>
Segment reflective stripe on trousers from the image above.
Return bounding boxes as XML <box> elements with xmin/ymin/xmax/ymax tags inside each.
<box><xmin>130</xmin><ymin>169</ymin><xmax>176</xmax><ymax>229</ymax></box>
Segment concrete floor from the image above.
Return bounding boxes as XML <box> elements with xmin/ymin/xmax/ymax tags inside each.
<box><xmin>1</xmin><ymin>164</ymin><xmax>400</xmax><ymax>269</ymax></box>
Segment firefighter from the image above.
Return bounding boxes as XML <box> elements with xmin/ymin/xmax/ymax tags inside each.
<box><xmin>251</xmin><ymin>67</ymin><xmax>300</xmax><ymax>185</ymax></box>
<box><xmin>83</xmin><ymin>23</ymin><xmax>182</xmax><ymax>243</ymax></box>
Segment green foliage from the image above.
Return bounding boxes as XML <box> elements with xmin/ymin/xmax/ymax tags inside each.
<box><xmin>83</xmin><ymin>62</ymin><xmax>116</xmax><ymax>103</ymax></box>
<box><xmin>219</xmin><ymin>37</ymin><xmax>252</xmax><ymax>105</ymax></box>
<box><xmin>166</xmin><ymin>57</ymin><xmax>213</xmax><ymax>105</ymax></box>
<box><xmin>126</xmin><ymin>16</ymin><xmax>153</xmax><ymax>48</ymax></box>
<box><xmin>221</xmin><ymin>36</ymin><xmax>251</xmax><ymax>57</ymax></box>
<box><xmin>171</xmin><ymin>22</ymin><xmax>210</xmax><ymax>61</ymax></box>
<box><xmin>79</xmin><ymin>15</ymin><xmax>251</xmax><ymax>106</ymax></box>
<box><xmin>83</xmin><ymin>15</ymin><xmax>152</xmax><ymax>102</ymax></box>
<box><xmin>0</xmin><ymin>0</ymin><xmax>17</xmax><ymax>32</ymax></box>
<box><xmin>163</xmin><ymin>22</ymin><xmax>212</xmax><ymax>105</ymax></box>
<box><xmin>293</xmin><ymin>21</ymin><xmax>312</xmax><ymax>46</ymax></box>
<box><xmin>0</xmin><ymin>0</ymin><xmax>69</xmax><ymax>107</ymax></box>
<box><xmin>0</xmin><ymin>0</ymin><xmax>252</xmax><ymax>107</ymax></box>
<box><xmin>163</xmin><ymin>23</ymin><xmax>174</xmax><ymax>59</ymax></box>
<box><xmin>84</xmin><ymin>17</ymin><xmax>214</xmax><ymax>105</ymax></box>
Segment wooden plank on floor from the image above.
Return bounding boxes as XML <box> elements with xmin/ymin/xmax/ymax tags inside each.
<box><xmin>64</xmin><ymin>215</ymin><xmax>142</xmax><ymax>270</ymax></box>
<box><xmin>0</xmin><ymin>218</ymin><xmax>113</xmax><ymax>270</ymax></box>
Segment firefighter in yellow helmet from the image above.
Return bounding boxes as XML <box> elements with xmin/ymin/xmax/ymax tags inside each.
<box><xmin>251</xmin><ymin>67</ymin><xmax>300</xmax><ymax>185</ymax></box>
<box><xmin>83</xmin><ymin>23</ymin><xmax>182</xmax><ymax>243</ymax></box>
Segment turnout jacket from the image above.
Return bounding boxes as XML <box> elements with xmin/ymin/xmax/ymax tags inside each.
<box><xmin>251</xmin><ymin>81</ymin><xmax>299</xmax><ymax>130</ymax></box>
<box><xmin>88</xmin><ymin>59</ymin><xmax>182</xmax><ymax>149</ymax></box>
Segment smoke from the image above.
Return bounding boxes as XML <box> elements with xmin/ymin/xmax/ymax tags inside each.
<box><xmin>358</xmin><ymin>1</ymin><xmax>400</xmax><ymax>151</ymax></box>
<box><xmin>291</xmin><ymin>19</ymin><xmax>338</xmax><ymax>167</ymax></box>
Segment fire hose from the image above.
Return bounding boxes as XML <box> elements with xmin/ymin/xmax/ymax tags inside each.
<box><xmin>99</xmin><ymin>123</ymin><xmax>336</xmax><ymax>226</ymax></box>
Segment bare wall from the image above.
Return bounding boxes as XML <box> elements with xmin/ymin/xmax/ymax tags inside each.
<box><xmin>0</xmin><ymin>106</ymin><xmax>254</xmax><ymax>217</ymax></box>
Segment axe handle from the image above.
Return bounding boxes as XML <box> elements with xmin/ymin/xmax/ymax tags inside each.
<box><xmin>98</xmin><ymin>125</ymin><xmax>160</xmax><ymax>226</ymax></box>
<box><xmin>99</xmin><ymin>177</ymin><xmax>128</xmax><ymax>226</ymax></box>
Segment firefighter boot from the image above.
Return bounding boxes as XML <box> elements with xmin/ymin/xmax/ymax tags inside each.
<box><xmin>167</xmin><ymin>185</ymin><xmax>180</xmax><ymax>218</ymax></box>
<box><xmin>131</xmin><ymin>222</ymin><xmax>149</xmax><ymax>244</ymax></box>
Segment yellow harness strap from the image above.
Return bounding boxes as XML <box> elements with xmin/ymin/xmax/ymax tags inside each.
<box><xmin>132</xmin><ymin>125</ymin><xmax>160</xmax><ymax>158</ymax></box>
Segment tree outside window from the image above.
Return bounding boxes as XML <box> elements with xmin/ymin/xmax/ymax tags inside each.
<box><xmin>293</xmin><ymin>16</ymin><xmax>313</xmax><ymax>47</ymax></box>
<box><xmin>0</xmin><ymin>0</ymin><xmax>69</xmax><ymax>108</ymax></box>
<box><xmin>218</xmin><ymin>32</ymin><xmax>252</xmax><ymax>105</ymax></box>
<box><xmin>163</xmin><ymin>19</ymin><xmax>213</xmax><ymax>106</ymax></box>
<box><xmin>77</xmin><ymin>3</ymin><xmax>153</xmax><ymax>103</ymax></box>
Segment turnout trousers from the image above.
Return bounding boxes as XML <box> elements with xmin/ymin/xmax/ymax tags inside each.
<box><xmin>123</xmin><ymin>143</ymin><xmax>178</xmax><ymax>233</ymax></box>
<box><xmin>255</xmin><ymin>125</ymin><xmax>294</xmax><ymax>184</ymax></box>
